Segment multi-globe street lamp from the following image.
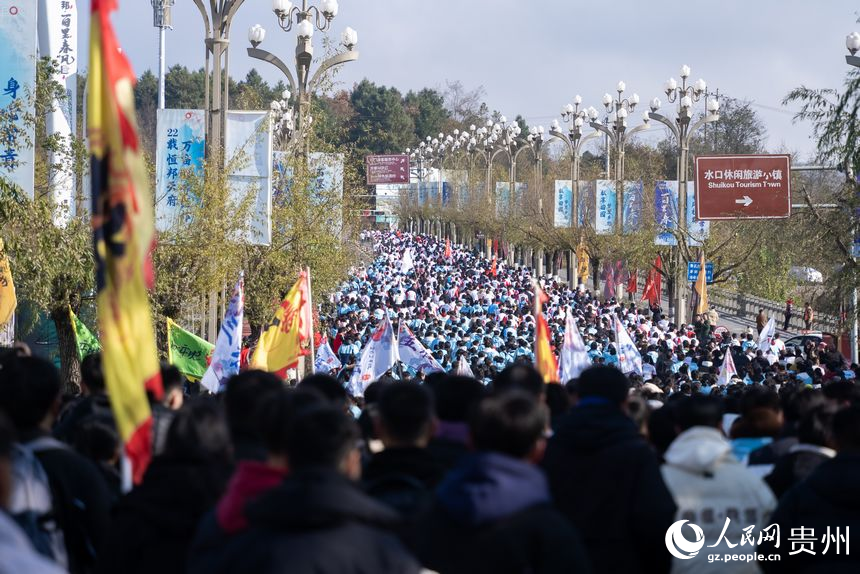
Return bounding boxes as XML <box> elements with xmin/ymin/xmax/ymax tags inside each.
<box><xmin>844</xmin><ymin>32</ymin><xmax>860</xmax><ymax>364</ymax></box>
<box><xmin>846</xmin><ymin>31</ymin><xmax>860</xmax><ymax>68</ymax></box>
<box><xmin>588</xmin><ymin>82</ymin><xmax>651</xmax><ymax>235</ymax></box>
<box><xmin>550</xmin><ymin>97</ymin><xmax>601</xmax><ymax>231</ymax></box>
<box><xmin>247</xmin><ymin>0</ymin><xmax>359</xmax><ymax>154</ymax></box>
<box><xmin>648</xmin><ymin>65</ymin><xmax>720</xmax><ymax>324</ymax></box>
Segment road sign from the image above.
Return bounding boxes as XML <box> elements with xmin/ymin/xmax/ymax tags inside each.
<box><xmin>366</xmin><ymin>154</ymin><xmax>410</xmax><ymax>185</ymax></box>
<box><xmin>687</xmin><ymin>261</ymin><xmax>713</xmax><ymax>284</ymax></box>
<box><xmin>695</xmin><ymin>154</ymin><xmax>791</xmax><ymax>219</ymax></box>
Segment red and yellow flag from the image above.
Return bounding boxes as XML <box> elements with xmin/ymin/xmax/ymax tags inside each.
<box><xmin>490</xmin><ymin>255</ymin><xmax>497</xmax><ymax>277</ymax></box>
<box><xmin>695</xmin><ymin>251</ymin><xmax>709</xmax><ymax>315</ymax></box>
<box><xmin>444</xmin><ymin>238</ymin><xmax>452</xmax><ymax>259</ymax></box>
<box><xmin>252</xmin><ymin>272</ymin><xmax>312</xmax><ymax>373</ymax></box>
<box><xmin>533</xmin><ymin>281</ymin><xmax>558</xmax><ymax>383</ymax></box>
<box><xmin>88</xmin><ymin>0</ymin><xmax>163</xmax><ymax>484</ymax></box>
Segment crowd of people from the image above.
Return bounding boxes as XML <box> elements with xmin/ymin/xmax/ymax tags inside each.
<box><xmin>0</xmin><ymin>230</ymin><xmax>859</xmax><ymax>573</ymax></box>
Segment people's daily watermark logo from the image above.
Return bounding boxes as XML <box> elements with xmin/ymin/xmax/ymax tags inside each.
<box><xmin>665</xmin><ymin>520</ymin><xmax>706</xmax><ymax>560</ymax></box>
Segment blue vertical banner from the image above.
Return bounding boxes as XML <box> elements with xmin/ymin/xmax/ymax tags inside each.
<box><xmin>554</xmin><ymin>180</ymin><xmax>572</xmax><ymax>227</ymax></box>
<box><xmin>155</xmin><ymin>109</ymin><xmax>206</xmax><ymax>232</ymax></box>
<box><xmin>0</xmin><ymin>5</ymin><xmax>37</xmax><ymax>198</ymax></box>
<box><xmin>578</xmin><ymin>180</ymin><xmax>593</xmax><ymax>227</ymax></box>
<box><xmin>441</xmin><ymin>181</ymin><xmax>451</xmax><ymax>207</ymax></box>
<box><xmin>514</xmin><ymin>182</ymin><xmax>527</xmax><ymax>214</ymax></box>
<box><xmin>595</xmin><ymin>180</ymin><xmax>617</xmax><ymax>234</ymax></box>
<box><xmin>686</xmin><ymin>181</ymin><xmax>710</xmax><ymax>246</ymax></box>
<box><xmin>622</xmin><ymin>180</ymin><xmax>643</xmax><ymax>233</ymax></box>
<box><xmin>654</xmin><ymin>180</ymin><xmax>678</xmax><ymax>246</ymax></box>
<box><xmin>495</xmin><ymin>181</ymin><xmax>511</xmax><ymax>217</ymax></box>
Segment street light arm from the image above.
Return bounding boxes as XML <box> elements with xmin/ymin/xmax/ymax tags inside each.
<box><xmin>684</xmin><ymin>113</ymin><xmax>720</xmax><ymax>147</ymax></box>
<box><xmin>848</xmin><ymin>55</ymin><xmax>860</xmax><ymax>67</ymax></box>
<box><xmin>647</xmin><ymin>112</ymin><xmax>680</xmax><ymax>141</ymax></box>
<box><xmin>549</xmin><ymin>129</ymin><xmax>573</xmax><ymax>153</ymax></box>
<box><xmin>247</xmin><ymin>47</ymin><xmax>298</xmax><ymax>96</ymax></box>
<box><xmin>574</xmin><ymin>129</ymin><xmax>601</xmax><ymax>156</ymax></box>
<box><xmin>192</xmin><ymin>0</ymin><xmax>212</xmax><ymax>36</ymax></box>
<box><xmin>589</xmin><ymin>121</ymin><xmax>616</xmax><ymax>145</ymax></box>
<box><xmin>309</xmin><ymin>50</ymin><xmax>359</xmax><ymax>93</ymax></box>
<box><xmin>225</xmin><ymin>0</ymin><xmax>247</xmax><ymax>25</ymax></box>
<box><xmin>622</xmin><ymin>122</ymin><xmax>651</xmax><ymax>145</ymax></box>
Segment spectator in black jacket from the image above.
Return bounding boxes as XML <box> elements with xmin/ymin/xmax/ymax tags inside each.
<box><xmin>425</xmin><ymin>375</ymin><xmax>485</xmax><ymax>472</ymax></box>
<box><xmin>760</xmin><ymin>405</ymin><xmax>860</xmax><ymax>573</ymax></box>
<box><xmin>363</xmin><ymin>382</ymin><xmax>444</xmax><ymax>518</ymax></box>
<box><xmin>542</xmin><ymin>366</ymin><xmax>677</xmax><ymax>574</ymax></box>
<box><xmin>415</xmin><ymin>391</ymin><xmax>592</xmax><ymax>574</ymax></box>
<box><xmin>197</xmin><ymin>403</ymin><xmax>420</xmax><ymax>574</ymax></box>
<box><xmin>765</xmin><ymin>404</ymin><xmax>836</xmax><ymax>499</ymax></box>
<box><xmin>96</xmin><ymin>399</ymin><xmax>232</xmax><ymax>574</ymax></box>
<box><xmin>0</xmin><ymin>355</ymin><xmax>111</xmax><ymax>574</ymax></box>
<box><xmin>224</xmin><ymin>370</ymin><xmax>283</xmax><ymax>462</ymax></box>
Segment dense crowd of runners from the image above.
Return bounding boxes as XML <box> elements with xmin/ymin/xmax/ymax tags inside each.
<box><xmin>0</xmin><ymin>230</ymin><xmax>859</xmax><ymax>573</ymax></box>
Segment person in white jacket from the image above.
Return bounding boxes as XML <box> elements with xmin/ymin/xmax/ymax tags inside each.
<box><xmin>662</xmin><ymin>396</ymin><xmax>777</xmax><ymax>574</ymax></box>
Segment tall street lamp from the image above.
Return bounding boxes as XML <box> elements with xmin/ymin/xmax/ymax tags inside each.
<box><xmin>648</xmin><ymin>64</ymin><xmax>720</xmax><ymax>325</ymax></box>
<box><xmin>191</xmin><ymin>0</ymin><xmax>248</xmax><ymax>162</ymax></box>
<box><xmin>248</xmin><ymin>0</ymin><xmax>359</xmax><ymax>155</ymax></box>
<box><xmin>845</xmin><ymin>32</ymin><xmax>860</xmax><ymax>364</ymax></box>
<box><xmin>550</xmin><ymin>97</ymin><xmax>601</xmax><ymax>230</ymax></box>
<box><xmin>151</xmin><ymin>0</ymin><xmax>175</xmax><ymax>110</ymax></box>
<box><xmin>589</xmin><ymin>82</ymin><xmax>651</xmax><ymax>234</ymax></box>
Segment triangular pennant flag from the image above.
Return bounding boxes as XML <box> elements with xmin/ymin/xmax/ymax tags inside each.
<box><xmin>400</xmin><ymin>247</ymin><xmax>415</xmax><ymax>274</ymax></box>
<box><xmin>201</xmin><ymin>272</ymin><xmax>245</xmax><ymax>393</ymax></box>
<box><xmin>613</xmin><ymin>315</ymin><xmax>643</xmax><ymax>376</ymax></box>
<box><xmin>350</xmin><ymin>312</ymin><xmax>399</xmax><ymax>396</ymax></box>
<box><xmin>455</xmin><ymin>355</ymin><xmax>475</xmax><ymax>377</ymax></box>
<box><xmin>167</xmin><ymin>318</ymin><xmax>214</xmax><ymax>381</ymax></box>
<box><xmin>252</xmin><ymin>271</ymin><xmax>312</xmax><ymax>374</ymax></box>
<box><xmin>716</xmin><ymin>348</ymin><xmax>737</xmax><ymax>386</ymax></box>
<box><xmin>398</xmin><ymin>323</ymin><xmax>444</xmax><ymax>374</ymax></box>
<box><xmin>314</xmin><ymin>339</ymin><xmax>343</xmax><ymax>373</ymax></box>
<box><xmin>70</xmin><ymin>307</ymin><xmax>101</xmax><ymax>361</ymax></box>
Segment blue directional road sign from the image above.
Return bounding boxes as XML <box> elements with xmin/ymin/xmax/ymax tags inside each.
<box><xmin>687</xmin><ymin>261</ymin><xmax>714</xmax><ymax>284</ymax></box>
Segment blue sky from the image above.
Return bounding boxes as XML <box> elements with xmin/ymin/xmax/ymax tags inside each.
<box><xmin>81</xmin><ymin>0</ymin><xmax>858</xmax><ymax>160</ymax></box>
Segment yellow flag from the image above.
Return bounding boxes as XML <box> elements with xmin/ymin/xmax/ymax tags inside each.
<box><xmin>89</xmin><ymin>0</ymin><xmax>162</xmax><ymax>484</ymax></box>
<box><xmin>576</xmin><ymin>238</ymin><xmax>589</xmax><ymax>284</ymax></box>
<box><xmin>252</xmin><ymin>272</ymin><xmax>312</xmax><ymax>373</ymax></box>
<box><xmin>0</xmin><ymin>239</ymin><xmax>16</xmax><ymax>326</ymax></box>
<box><xmin>695</xmin><ymin>251</ymin><xmax>709</xmax><ymax>315</ymax></box>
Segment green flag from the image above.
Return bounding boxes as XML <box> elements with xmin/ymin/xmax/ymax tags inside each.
<box><xmin>167</xmin><ymin>318</ymin><xmax>215</xmax><ymax>381</ymax></box>
<box><xmin>70</xmin><ymin>307</ymin><xmax>100</xmax><ymax>360</ymax></box>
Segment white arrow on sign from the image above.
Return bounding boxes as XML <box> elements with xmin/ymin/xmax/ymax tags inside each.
<box><xmin>734</xmin><ymin>195</ymin><xmax>753</xmax><ymax>207</ymax></box>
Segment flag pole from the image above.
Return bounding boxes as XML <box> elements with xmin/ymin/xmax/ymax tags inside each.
<box><xmin>306</xmin><ymin>266</ymin><xmax>315</xmax><ymax>370</ymax></box>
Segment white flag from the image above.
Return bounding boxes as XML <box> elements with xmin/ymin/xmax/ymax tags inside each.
<box><xmin>455</xmin><ymin>355</ymin><xmax>474</xmax><ymax>377</ymax></box>
<box><xmin>558</xmin><ymin>314</ymin><xmax>591</xmax><ymax>383</ymax></box>
<box><xmin>400</xmin><ymin>247</ymin><xmax>415</xmax><ymax>274</ymax></box>
<box><xmin>398</xmin><ymin>323</ymin><xmax>444</xmax><ymax>374</ymax></box>
<box><xmin>350</xmin><ymin>312</ymin><xmax>399</xmax><ymax>396</ymax></box>
<box><xmin>613</xmin><ymin>315</ymin><xmax>643</xmax><ymax>376</ymax></box>
<box><xmin>201</xmin><ymin>272</ymin><xmax>244</xmax><ymax>394</ymax></box>
<box><xmin>314</xmin><ymin>339</ymin><xmax>342</xmax><ymax>373</ymax></box>
<box><xmin>758</xmin><ymin>317</ymin><xmax>776</xmax><ymax>354</ymax></box>
<box><xmin>717</xmin><ymin>349</ymin><xmax>737</xmax><ymax>386</ymax></box>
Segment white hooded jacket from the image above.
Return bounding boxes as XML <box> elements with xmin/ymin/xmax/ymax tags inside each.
<box><xmin>661</xmin><ymin>426</ymin><xmax>777</xmax><ymax>574</ymax></box>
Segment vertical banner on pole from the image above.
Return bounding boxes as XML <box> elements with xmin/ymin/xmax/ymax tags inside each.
<box><xmin>686</xmin><ymin>181</ymin><xmax>710</xmax><ymax>246</ymax></box>
<box><xmin>654</xmin><ymin>180</ymin><xmax>678</xmax><ymax>246</ymax></box>
<box><xmin>39</xmin><ymin>0</ymin><xmax>78</xmax><ymax>222</ymax></box>
<box><xmin>225</xmin><ymin>111</ymin><xmax>273</xmax><ymax>245</ymax></box>
<box><xmin>622</xmin><ymin>180</ymin><xmax>643</xmax><ymax>234</ymax></box>
<box><xmin>0</xmin><ymin>5</ymin><xmax>37</xmax><ymax>198</ymax></box>
<box><xmin>155</xmin><ymin>109</ymin><xmax>206</xmax><ymax>231</ymax></box>
<box><xmin>308</xmin><ymin>152</ymin><xmax>344</xmax><ymax>235</ymax></box>
<box><xmin>495</xmin><ymin>181</ymin><xmax>511</xmax><ymax>217</ymax></box>
<box><xmin>594</xmin><ymin>180</ymin><xmax>616</xmax><ymax>234</ymax></box>
<box><xmin>554</xmin><ymin>180</ymin><xmax>572</xmax><ymax>228</ymax></box>
<box><xmin>514</xmin><ymin>182</ymin><xmax>527</xmax><ymax>215</ymax></box>
<box><xmin>578</xmin><ymin>180</ymin><xmax>594</xmax><ymax>228</ymax></box>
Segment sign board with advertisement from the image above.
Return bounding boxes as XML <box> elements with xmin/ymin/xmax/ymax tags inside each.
<box><xmin>366</xmin><ymin>154</ymin><xmax>409</xmax><ymax>185</ymax></box>
<box><xmin>695</xmin><ymin>154</ymin><xmax>791</xmax><ymax>219</ymax></box>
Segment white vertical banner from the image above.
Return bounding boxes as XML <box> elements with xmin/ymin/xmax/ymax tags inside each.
<box><xmin>38</xmin><ymin>0</ymin><xmax>78</xmax><ymax>223</ymax></box>
<box><xmin>154</xmin><ymin>109</ymin><xmax>206</xmax><ymax>231</ymax></box>
<box><xmin>0</xmin><ymin>5</ymin><xmax>37</xmax><ymax>198</ymax></box>
<box><xmin>308</xmin><ymin>152</ymin><xmax>344</xmax><ymax>235</ymax></box>
<box><xmin>226</xmin><ymin>111</ymin><xmax>273</xmax><ymax>245</ymax></box>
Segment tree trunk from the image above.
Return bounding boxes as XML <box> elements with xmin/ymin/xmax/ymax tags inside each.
<box><xmin>51</xmin><ymin>306</ymin><xmax>81</xmax><ymax>395</ymax></box>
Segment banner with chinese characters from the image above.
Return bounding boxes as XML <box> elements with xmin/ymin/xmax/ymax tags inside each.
<box><xmin>654</xmin><ymin>180</ymin><xmax>710</xmax><ymax>246</ymax></box>
<box><xmin>594</xmin><ymin>180</ymin><xmax>617</xmax><ymax>234</ymax></box>
<box><xmin>554</xmin><ymin>180</ymin><xmax>572</xmax><ymax>228</ymax></box>
<box><xmin>39</xmin><ymin>0</ymin><xmax>78</xmax><ymax>222</ymax></box>
<box><xmin>514</xmin><ymin>182</ymin><xmax>527</xmax><ymax>214</ymax></box>
<box><xmin>225</xmin><ymin>111</ymin><xmax>273</xmax><ymax>245</ymax></box>
<box><xmin>578</xmin><ymin>180</ymin><xmax>593</xmax><ymax>227</ymax></box>
<box><xmin>0</xmin><ymin>5</ymin><xmax>37</xmax><ymax>198</ymax></box>
<box><xmin>622</xmin><ymin>180</ymin><xmax>643</xmax><ymax>234</ymax></box>
<box><xmin>155</xmin><ymin>109</ymin><xmax>206</xmax><ymax>232</ymax></box>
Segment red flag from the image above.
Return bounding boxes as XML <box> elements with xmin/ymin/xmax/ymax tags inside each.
<box><xmin>627</xmin><ymin>269</ymin><xmax>637</xmax><ymax>295</ymax></box>
<box><xmin>490</xmin><ymin>256</ymin><xmax>497</xmax><ymax>277</ymax></box>
<box><xmin>444</xmin><ymin>238</ymin><xmax>452</xmax><ymax>259</ymax></box>
<box><xmin>654</xmin><ymin>255</ymin><xmax>663</xmax><ymax>302</ymax></box>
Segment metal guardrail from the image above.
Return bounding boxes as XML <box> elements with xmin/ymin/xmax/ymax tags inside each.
<box><xmin>707</xmin><ymin>286</ymin><xmax>839</xmax><ymax>333</ymax></box>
